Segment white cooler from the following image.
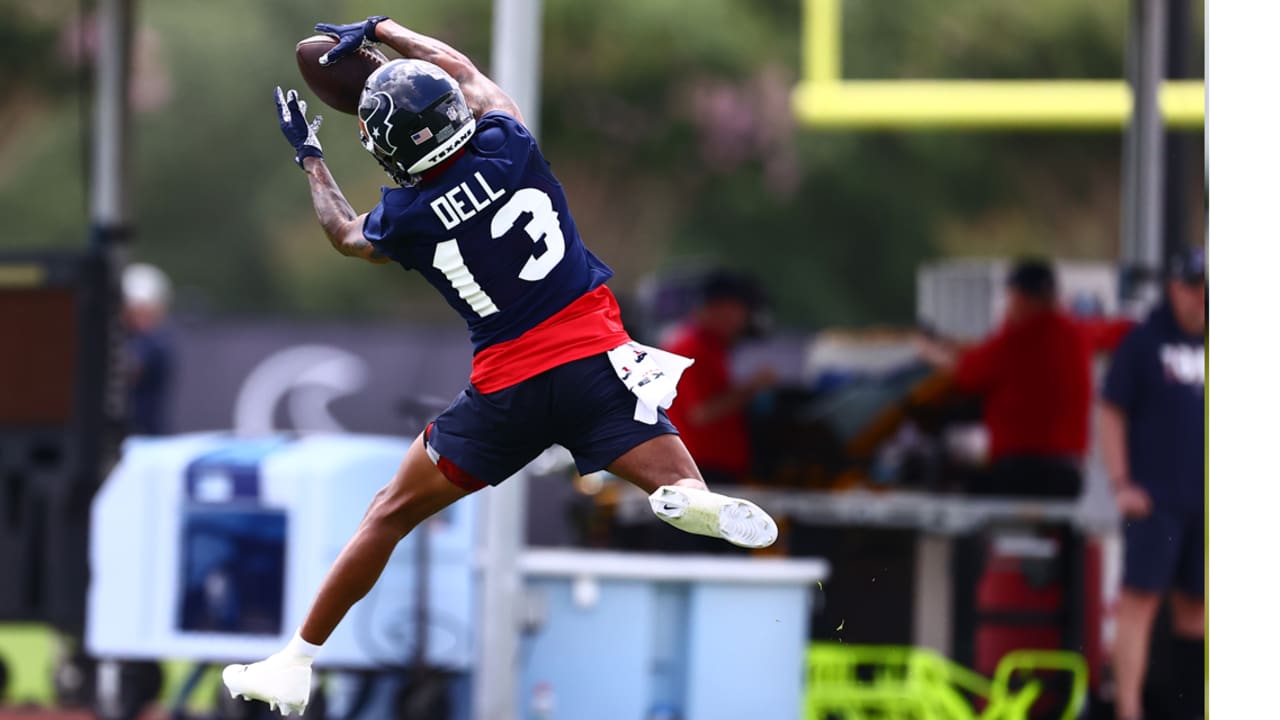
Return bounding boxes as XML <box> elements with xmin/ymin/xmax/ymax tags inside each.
<box><xmin>86</xmin><ymin>432</ymin><xmax>477</xmax><ymax>670</ymax></box>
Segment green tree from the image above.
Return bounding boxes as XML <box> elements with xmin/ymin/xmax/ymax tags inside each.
<box><xmin>0</xmin><ymin>0</ymin><xmax>1203</xmax><ymax>328</ymax></box>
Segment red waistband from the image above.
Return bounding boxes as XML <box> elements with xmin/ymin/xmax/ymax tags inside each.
<box><xmin>470</xmin><ymin>285</ymin><xmax>631</xmax><ymax>393</ymax></box>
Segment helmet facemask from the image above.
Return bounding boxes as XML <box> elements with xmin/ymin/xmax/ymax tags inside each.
<box><xmin>358</xmin><ymin>117</ymin><xmax>418</xmax><ymax>188</ymax></box>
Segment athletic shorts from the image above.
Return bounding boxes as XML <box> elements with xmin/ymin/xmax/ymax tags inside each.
<box><xmin>1122</xmin><ymin>506</ymin><xmax>1205</xmax><ymax>597</ymax></box>
<box><xmin>425</xmin><ymin>352</ymin><xmax>679</xmax><ymax>490</ymax></box>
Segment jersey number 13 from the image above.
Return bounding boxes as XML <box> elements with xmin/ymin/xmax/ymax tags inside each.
<box><xmin>431</xmin><ymin>188</ymin><xmax>564</xmax><ymax>318</ymax></box>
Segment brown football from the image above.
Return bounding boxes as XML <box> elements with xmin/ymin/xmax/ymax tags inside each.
<box><xmin>295</xmin><ymin>35</ymin><xmax>388</xmax><ymax>115</ymax></box>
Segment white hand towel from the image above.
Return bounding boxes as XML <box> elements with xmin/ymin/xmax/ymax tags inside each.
<box><xmin>605</xmin><ymin>342</ymin><xmax>695</xmax><ymax>424</ymax></box>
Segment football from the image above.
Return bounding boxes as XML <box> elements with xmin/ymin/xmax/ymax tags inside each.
<box><xmin>295</xmin><ymin>35</ymin><xmax>388</xmax><ymax>115</ymax></box>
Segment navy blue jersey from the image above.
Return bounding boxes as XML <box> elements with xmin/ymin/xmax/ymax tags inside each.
<box><xmin>363</xmin><ymin>112</ymin><xmax>614</xmax><ymax>354</ymax></box>
<box><xmin>126</xmin><ymin>326</ymin><xmax>173</xmax><ymax>435</ymax></box>
<box><xmin>1102</xmin><ymin>302</ymin><xmax>1205</xmax><ymax>511</ymax></box>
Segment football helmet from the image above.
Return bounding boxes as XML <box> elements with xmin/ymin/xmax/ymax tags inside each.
<box><xmin>356</xmin><ymin>59</ymin><xmax>475</xmax><ymax>187</ymax></box>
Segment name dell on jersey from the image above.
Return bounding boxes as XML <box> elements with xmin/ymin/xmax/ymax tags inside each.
<box><xmin>431</xmin><ymin>171</ymin><xmax>507</xmax><ymax>230</ymax></box>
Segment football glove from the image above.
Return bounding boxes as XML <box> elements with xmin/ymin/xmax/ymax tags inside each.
<box><xmin>274</xmin><ymin>86</ymin><xmax>323</xmax><ymax>168</ymax></box>
<box><xmin>314</xmin><ymin>16</ymin><xmax>389</xmax><ymax>66</ymax></box>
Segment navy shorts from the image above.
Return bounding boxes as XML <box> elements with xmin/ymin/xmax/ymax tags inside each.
<box><xmin>1122</xmin><ymin>506</ymin><xmax>1204</xmax><ymax>597</ymax></box>
<box><xmin>426</xmin><ymin>352</ymin><xmax>679</xmax><ymax>490</ymax></box>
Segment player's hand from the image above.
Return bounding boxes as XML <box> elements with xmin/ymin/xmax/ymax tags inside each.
<box><xmin>314</xmin><ymin>16</ymin><xmax>389</xmax><ymax>66</ymax></box>
<box><xmin>274</xmin><ymin>87</ymin><xmax>323</xmax><ymax>168</ymax></box>
<box><xmin>913</xmin><ymin>333</ymin><xmax>957</xmax><ymax>369</ymax></box>
<box><xmin>1114</xmin><ymin>484</ymin><xmax>1153</xmax><ymax>518</ymax></box>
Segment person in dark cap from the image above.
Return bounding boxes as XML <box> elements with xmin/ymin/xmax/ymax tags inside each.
<box><xmin>917</xmin><ymin>258</ymin><xmax>1127</xmax><ymax>497</ymax></box>
<box><xmin>662</xmin><ymin>270</ymin><xmax>776</xmax><ymax>486</ymax></box>
<box><xmin>1100</xmin><ymin>245</ymin><xmax>1206</xmax><ymax>720</ymax></box>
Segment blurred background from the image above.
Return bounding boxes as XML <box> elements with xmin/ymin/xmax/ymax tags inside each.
<box><xmin>0</xmin><ymin>0</ymin><xmax>1205</xmax><ymax>719</ymax></box>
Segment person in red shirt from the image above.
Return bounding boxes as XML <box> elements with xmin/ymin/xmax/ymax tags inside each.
<box><xmin>918</xmin><ymin>259</ymin><xmax>1130</xmax><ymax>498</ymax></box>
<box><xmin>663</xmin><ymin>272</ymin><xmax>776</xmax><ymax>485</ymax></box>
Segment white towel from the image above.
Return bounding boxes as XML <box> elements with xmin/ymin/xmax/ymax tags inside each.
<box><xmin>605</xmin><ymin>341</ymin><xmax>695</xmax><ymax>424</ymax></box>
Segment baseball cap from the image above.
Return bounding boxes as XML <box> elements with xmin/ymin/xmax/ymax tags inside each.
<box><xmin>122</xmin><ymin>263</ymin><xmax>172</xmax><ymax>309</ymax></box>
<box><xmin>700</xmin><ymin>269</ymin><xmax>763</xmax><ymax>308</ymax></box>
<box><xmin>698</xmin><ymin>269</ymin><xmax>772</xmax><ymax>337</ymax></box>
<box><xmin>1006</xmin><ymin>258</ymin><xmax>1057</xmax><ymax>299</ymax></box>
<box><xmin>1167</xmin><ymin>246</ymin><xmax>1206</xmax><ymax>284</ymax></box>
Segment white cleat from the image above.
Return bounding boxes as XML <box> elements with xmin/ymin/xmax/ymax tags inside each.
<box><xmin>223</xmin><ymin>652</ymin><xmax>312</xmax><ymax>717</ymax></box>
<box><xmin>649</xmin><ymin>485</ymin><xmax>779</xmax><ymax>548</ymax></box>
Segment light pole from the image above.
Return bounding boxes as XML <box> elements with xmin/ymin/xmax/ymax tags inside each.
<box><xmin>1120</xmin><ymin>0</ymin><xmax>1169</xmax><ymax>310</ymax></box>
<box><xmin>473</xmin><ymin>3</ymin><xmax>544</xmax><ymax>717</ymax></box>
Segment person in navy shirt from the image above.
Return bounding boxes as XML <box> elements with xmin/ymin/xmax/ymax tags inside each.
<box><xmin>121</xmin><ymin>263</ymin><xmax>175</xmax><ymax>435</ymax></box>
<box><xmin>1100</xmin><ymin>246</ymin><xmax>1206</xmax><ymax>720</ymax></box>
<box><xmin>226</xmin><ymin>17</ymin><xmax>778</xmax><ymax>714</ymax></box>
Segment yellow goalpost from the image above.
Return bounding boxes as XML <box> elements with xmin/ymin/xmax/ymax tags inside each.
<box><xmin>793</xmin><ymin>0</ymin><xmax>1205</xmax><ymax>130</ymax></box>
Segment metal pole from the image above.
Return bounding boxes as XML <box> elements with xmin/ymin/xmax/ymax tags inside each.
<box><xmin>1162</xmin><ymin>0</ymin><xmax>1192</xmax><ymax>262</ymax></box>
<box><xmin>473</xmin><ymin>2</ymin><xmax>542</xmax><ymax>717</ymax></box>
<box><xmin>87</xmin><ymin>0</ymin><xmax>131</xmax><ymax>443</ymax></box>
<box><xmin>491</xmin><ymin>0</ymin><xmax>543</xmax><ymax>137</ymax></box>
<box><xmin>1120</xmin><ymin>0</ymin><xmax>1168</xmax><ymax>309</ymax></box>
<box><xmin>92</xmin><ymin>0</ymin><xmax>133</xmax><ymax>241</ymax></box>
<box><xmin>91</xmin><ymin>0</ymin><xmax>132</xmax><ymax>714</ymax></box>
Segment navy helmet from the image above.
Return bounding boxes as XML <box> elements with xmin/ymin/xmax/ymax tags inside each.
<box><xmin>357</xmin><ymin>59</ymin><xmax>475</xmax><ymax>187</ymax></box>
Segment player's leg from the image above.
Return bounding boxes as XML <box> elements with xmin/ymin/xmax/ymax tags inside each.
<box><xmin>1112</xmin><ymin>589</ymin><xmax>1162</xmax><ymax>720</ymax></box>
<box><xmin>551</xmin><ymin>353</ymin><xmax>778</xmax><ymax>549</ymax></box>
<box><xmin>222</xmin><ymin>431</ymin><xmax>472</xmax><ymax>716</ymax></box>
<box><xmin>603</xmin><ymin>431</ymin><xmax>705</xmax><ymax>493</ymax></box>
<box><xmin>297</xmin><ymin>433</ymin><xmax>472</xmax><ymax>644</ymax></box>
<box><xmin>1170</xmin><ymin>509</ymin><xmax>1205</xmax><ymax>639</ymax></box>
<box><xmin>1169</xmin><ymin>591</ymin><xmax>1205</xmax><ymax>638</ymax></box>
<box><xmin>1113</xmin><ymin>509</ymin><xmax>1182</xmax><ymax>720</ymax></box>
<box><xmin>1168</xmin><ymin>511</ymin><xmax>1205</xmax><ymax>720</ymax></box>
<box><xmin>606</xmin><ymin>433</ymin><xmax>778</xmax><ymax>548</ymax></box>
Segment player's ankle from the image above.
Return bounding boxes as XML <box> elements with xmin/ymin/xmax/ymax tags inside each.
<box><xmin>673</xmin><ymin>477</ymin><xmax>708</xmax><ymax>492</ymax></box>
<box><xmin>282</xmin><ymin>631</ymin><xmax>323</xmax><ymax>664</ymax></box>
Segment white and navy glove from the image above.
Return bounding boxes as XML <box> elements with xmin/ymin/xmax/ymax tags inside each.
<box><xmin>314</xmin><ymin>16</ymin><xmax>389</xmax><ymax>66</ymax></box>
<box><xmin>274</xmin><ymin>86</ymin><xmax>323</xmax><ymax>168</ymax></box>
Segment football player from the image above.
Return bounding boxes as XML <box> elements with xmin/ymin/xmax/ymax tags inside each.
<box><xmin>224</xmin><ymin>16</ymin><xmax>778</xmax><ymax>715</ymax></box>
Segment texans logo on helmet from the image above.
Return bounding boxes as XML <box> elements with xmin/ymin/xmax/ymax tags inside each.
<box><xmin>358</xmin><ymin>91</ymin><xmax>399</xmax><ymax>157</ymax></box>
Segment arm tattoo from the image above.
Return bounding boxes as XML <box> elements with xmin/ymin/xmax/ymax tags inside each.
<box><xmin>304</xmin><ymin>159</ymin><xmax>386</xmax><ymax>262</ymax></box>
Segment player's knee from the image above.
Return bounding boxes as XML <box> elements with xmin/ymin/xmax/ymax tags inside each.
<box><xmin>1172</xmin><ymin>613</ymin><xmax>1204</xmax><ymax>638</ymax></box>
<box><xmin>366</xmin><ymin>484</ymin><xmax>427</xmax><ymax>539</ymax></box>
<box><xmin>1171</xmin><ymin>595</ymin><xmax>1205</xmax><ymax>637</ymax></box>
<box><xmin>1117</xmin><ymin>589</ymin><xmax>1161</xmax><ymax>621</ymax></box>
<box><xmin>368</xmin><ymin>462</ymin><xmax>461</xmax><ymax>537</ymax></box>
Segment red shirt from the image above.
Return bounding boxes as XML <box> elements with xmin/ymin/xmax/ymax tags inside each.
<box><xmin>954</xmin><ymin>311</ymin><xmax>1131</xmax><ymax>460</ymax></box>
<box><xmin>663</xmin><ymin>324</ymin><xmax>750</xmax><ymax>477</ymax></box>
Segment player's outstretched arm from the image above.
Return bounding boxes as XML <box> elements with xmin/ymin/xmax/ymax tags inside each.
<box><xmin>372</xmin><ymin>20</ymin><xmax>524</xmax><ymax>123</ymax></box>
<box><xmin>301</xmin><ymin>156</ymin><xmax>388</xmax><ymax>264</ymax></box>
<box><xmin>274</xmin><ymin>86</ymin><xmax>386</xmax><ymax>264</ymax></box>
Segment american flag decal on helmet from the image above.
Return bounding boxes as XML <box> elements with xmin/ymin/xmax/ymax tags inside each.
<box><xmin>411</xmin><ymin>127</ymin><xmax>434</xmax><ymax>145</ymax></box>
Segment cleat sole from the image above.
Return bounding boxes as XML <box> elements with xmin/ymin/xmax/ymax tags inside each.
<box><xmin>649</xmin><ymin>486</ymin><xmax>778</xmax><ymax>548</ymax></box>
